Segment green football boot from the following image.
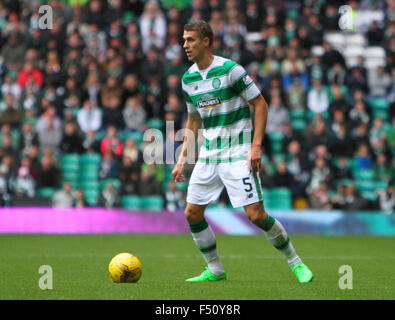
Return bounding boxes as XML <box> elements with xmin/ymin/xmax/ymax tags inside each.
<box><xmin>291</xmin><ymin>263</ymin><xmax>314</xmax><ymax>283</ymax></box>
<box><xmin>185</xmin><ymin>268</ymin><xmax>226</xmax><ymax>282</ymax></box>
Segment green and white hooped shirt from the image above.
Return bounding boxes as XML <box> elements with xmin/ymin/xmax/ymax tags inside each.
<box><xmin>181</xmin><ymin>56</ymin><xmax>261</xmax><ymax>163</ymax></box>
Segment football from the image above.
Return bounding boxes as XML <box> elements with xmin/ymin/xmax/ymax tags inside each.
<box><xmin>108</xmin><ymin>253</ymin><xmax>142</xmax><ymax>283</ymax></box>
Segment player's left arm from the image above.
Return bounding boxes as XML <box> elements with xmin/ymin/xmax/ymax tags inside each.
<box><xmin>248</xmin><ymin>94</ymin><xmax>268</xmax><ymax>172</ymax></box>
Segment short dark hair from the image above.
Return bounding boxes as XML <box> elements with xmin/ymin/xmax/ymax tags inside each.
<box><xmin>184</xmin><ymin>20</ymin><xmax>214</xmax><ymax>47</ymax></box>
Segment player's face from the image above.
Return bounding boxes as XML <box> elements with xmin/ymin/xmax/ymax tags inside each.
<box><xmin>183</xmin><ymin>30</ymin><xmax>207</xmax><ymax>62</ymax></box>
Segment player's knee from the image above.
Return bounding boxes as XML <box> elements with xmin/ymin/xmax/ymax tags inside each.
<box><xmin>184</xmin><ymin>206</ymin><xmax>204</xmax><ymax>224</ymax></box>
<box><xmin>246</xmin><ymin>203</ymin><xmax>267</xmax><ymax>226</ymax></box>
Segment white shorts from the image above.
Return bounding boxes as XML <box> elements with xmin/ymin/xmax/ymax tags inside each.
<box><xmin>186</xmin><ymin>160</ymin><xmax>263</xmax><ymax>208</ymax></box>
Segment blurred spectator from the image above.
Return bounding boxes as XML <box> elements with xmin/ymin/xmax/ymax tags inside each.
<box><xmin>308</xmin><ymin>182</ymin><xmax>331</xmax><ymax>210</ymax></box>
<box><xmin>266</xmin><ymin>93</ymin><xmax>290</xmax><ymax>134</ymax></box>
<box><xmin>354</xmin><ymin>144</ymin><xmax>373</xmax><ymax>171</ymax></box>
<box><xmin>137</xmin><ymin>169</ymin><xmax>162</xmax><ymax>196</ymax></box>
<box><xmin>368</xmin><ymin>66</ymin><xmax>391</xmax><ymax>98</ymax></box>
<box><xmin>0</xmin><ymin>33</ymin><xmax>25</xmax><ymax>72</ymax></box>
<box><xmin>14</xmin><ymin>166</ymin><xmax>35</xmax><ymax>198</ymax></box>
<box><xmin>0</xmin><ymin>94</ymin><xmax>23</xmax><ymax>128</ymax></box>
<box><xmin>52</xmin><ymin>182</ymin><xmax>74</xmax><ymax>208</ymax></box>
<box><xmin>140</xmin><ymin>0</ymin><xmax>167</xmax><ymax>54</ymax></box>
<box><xmin>98</xmin><ymin>183</ymin><xmax>121</xmax><ymax>209</ymax></box>
<box><xmin>307</xmin><ymin>79</ymin><xmax>329</xmax><ymax>114</ymax></box>
<box><xmin>284</xmin><ymin>78</ymin><xmax>307</xmax><ymax>110</ymax></box>
<box><xmin>74</xmin><ymin>189</ymin><xmax>89</xmax><ymax>208</ymax></box>
<box><xmin>100</xmin><ymin>126</ymin><xmax>123</xmax><ymax>156</ymax></box>
<box><xmin>333</xmin><ymin>156</ymin><xmax>353</xmax><ymax>181</ymax></box>
<box><xmin>99</xmin><ymin>151</ymin><xmax>119</xmax><ymax>180</ymax></box>
<box><xmin>377</xmin><ymin>184</ymin><xmax>395</xmax><ymax>214</ymax></box>
<box><xmin>16</xmin><ymin>61</ymin><xmax>44</xmax><ymax>90</ymax></box>
<box><xmin>77</xmin><ymin>100</ymin><xmax>103</xmax><ymax>133</ymax></box>
<box><xmin>82</xmin><ymin>130</ymin><xmax>101</xmax><ymax>153</ymax></box>
<box><xmin>165</xmin><ymin>180</ymin><xmax>185</xmax><ymax>212</ymax></box>
<box><xmin>273</xmin><ymin>162</ymin><xmax>295</xmax><ymax>188</ymax></box>
<box><xmin>37</xmin><ymin>156</ymin><xmax>61</xmax><ymax>189</ymax></box>
<box><xmin>1</xmin><ymin>74</ymin><xmax>22</xmax><ymax>100</ymax></box>
<box><xmin>123</xmin><ymin>96</ymin><xmax>146</xmax><ymax>131</ymax></box>
<box><xmin>60</xmin><ymin>122</ymin><xmax>83</xmax><ymax>154</ymax></box>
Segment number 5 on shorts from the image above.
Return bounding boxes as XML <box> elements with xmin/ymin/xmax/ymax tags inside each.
<box><xmin>242</xmin><ymin>177</ymin><xmax>252</xmax><ymax>192</ymax></box>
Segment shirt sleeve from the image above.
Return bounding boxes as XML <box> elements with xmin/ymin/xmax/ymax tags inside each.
<box><xmin>181</xmin><ymin>80</ymin><xmax>198</xmax><ymax>114</ymax></box>
<box><xmin>228</xmin><ymin>64</ymin><xmax>261</xmax><ymax>102</ymax></box>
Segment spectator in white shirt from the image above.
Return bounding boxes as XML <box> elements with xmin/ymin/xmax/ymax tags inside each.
<box><xmin>307</xmin><ymin>79</ymin><xmax>329</xmax><ymax>114</ymax></box>
<box><xmin>77</xmin><ymin>99</ymin><xmax>102</xmax><ymax>133</ymax></box>
<box><xmin>139</xmin><ymin>0</ymin><xmax>167</xmax><ymax>54</ymax></box>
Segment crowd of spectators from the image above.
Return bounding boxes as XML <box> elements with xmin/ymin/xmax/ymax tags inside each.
<box><xmin>0</xmin><ymin>0</ymin><xmax>394</xmax><ymax>213</ymax></box>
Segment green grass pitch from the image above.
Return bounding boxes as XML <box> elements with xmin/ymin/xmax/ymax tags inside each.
<box><xmin>0</xmin><ymin>234</ymin><xmax>394</xmax><ymax>300</ymax></box>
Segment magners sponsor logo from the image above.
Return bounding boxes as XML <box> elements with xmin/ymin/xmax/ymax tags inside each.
<box><xmin>197</xmin><ymin>94</ymin><xmax>222</xmax><ymax>109</ymax></box>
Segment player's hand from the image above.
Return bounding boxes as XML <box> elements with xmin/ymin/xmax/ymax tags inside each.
<box><xmin>248</xmin><ymin>145</ymin><xmax>263</xmax><ymax>172</ymax></box>
<box><xmin>172</xmin><ymin>162</ymin><xmax>186</xmax><ymax>182</ymax></box>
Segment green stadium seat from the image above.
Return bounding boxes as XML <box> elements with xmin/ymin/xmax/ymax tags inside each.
<box><xmin>289</xmin><ymin>109</ymin><xmax>306</xmax><ymax>120</ymax></box>
<box><xmin>100</xmin><ymin>179</ymin><xmax>121</xmax><ymax>190</ymax></box>
<box><xmin>79</xmin><ymin>180</ymin><xmax>100</xmax><ymax>190</ymax></box>
<box><xmin>80</xmin><ymin>153</ymin><xmax>101</xmax><ymax>165</ymax></box>
<box><xmin>60</xmin><ymin>153</ymin><xmax>80</xmax><ymax>165</ymax></box>
<box><xmin>356</xmin><ymin>180</ymin><xmax>376</xmax><ymax>192</ymax></box>
<box><xmin>268</xmin><ymin>132</ymin><xmax>284</xmax><ymax>154</ymax></box>
<box><xmin>353</xmin><ymin>169</ymin><xmax>375</xmax><ymax>180</ymax></box>
<box><xmin>122</xmin><ymin>131</ymin><xmax>144</xmax><ymax>146</ymax></box>
<box><xmin>291</xmin><ymin>119</ymin><xmax>307</xmax><ymax>131</ymax></box>
<box><xmin>84</xmin><ymin>189</ymin><xmax>99</xmax><ymax>206</ymax></box>
<box><xmin>146</xmin><ymin>118</ymin><xmax>163</xmax><ymax>130</ymax></box>
<box><xmin>360</xmin><ymin>190</ymin><xmax>378</xmax><ymax>201</ymax></box>
<box><xmin>368</xmin><ymin>97</ymin><xmax>389</xmax><ymax>110</ymax></box>
<box><xmin>36</xmin><ymin>187</ymin><xmax>56</xmax><ymax>198</ymax></box>
<box><xmin>122</xmin><ymin>195</ymin><xmax>142</xmax><ymax>210</ymax></box>
<box><xmin>141</xmin><ymin>195</ymin><xmax>164</xmax><ymax>211</ymax></box>
<box><xmin>175</xmin><ymin>181</ymin><xmax>188</xmax><ymax>191</ymax></box>
<box><xmin>62</xmin><ymin>171</ymin><xmax>79</xmax><ymax>181</ymax></box>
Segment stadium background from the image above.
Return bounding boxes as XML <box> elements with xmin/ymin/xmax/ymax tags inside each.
<box><xmin>0</xmin><ymin>0</ymin><xmax>394</xmax><ymax>223</ymax></box>
<box><xmin>0</xmin><ymin>0</ymin><xmax>395</xmax><ymax>301</ymax></box>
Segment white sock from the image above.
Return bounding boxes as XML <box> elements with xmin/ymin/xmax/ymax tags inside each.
<box><xmin>261</xmin><ymin>216</ymin><xmax>302</xmax><ymax>267</ymax></box>
<box><xmin>190</xmin><ymin>218</ymin><xmax>225</xmax><ymax>276</ymax></box>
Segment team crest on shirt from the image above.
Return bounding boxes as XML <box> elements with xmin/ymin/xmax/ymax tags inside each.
<box><xmin>212</xmin><ymin>77</ymin><xmax>221</xmax><ymax>89</ymax></box>
<box><xmin>243</xmin><ymin>75</ymin><xmax>253</xmax><ymax>85</ymax></box>
<box><xmin>197</xmin><ymin>94</ymin><xmax>222</xmax><ymax>109</ymax></box>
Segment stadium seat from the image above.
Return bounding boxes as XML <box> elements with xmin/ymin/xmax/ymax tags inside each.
<box><xmin>80</xmin><ymin>153</ymin><xmax>101</xmax><ymax>165</ymax></box>
<box><xmin>268</xmin><ymin>132</ymin><xmax>284</xmax><ymax>154</ymax></box>
<box><xmin>146</xmin><ymin>118</ymin><xmax>163</xmax><ymax>130</ymax></box>
<box><xmin>344</xmin><ymin>46</ymin><xmax>364</xmax><ymax>59</ymax></box>
<box><xmin>175</xmin><ymin>181</ymin><xmax>188</xmax><ymax>191</ymax></box>
<box><xmin>36</xmin><ymin>187</ymin><xmax>55</xmax><ymax>198</ymax></box>
<box><xmin>122</xmin><ymin>131</ymin><xmax>144</xmax><ymax>146</ymax></box>
<box><xmin>365</xmin><ymin>46</ymin><xmax>385</xmax><ymax>59</ymax></box>
<box><xmin>289</xmin><ymin>109</ymin><xmax>306</xmax><ymax>120</ymax></box>
<box><xmin>345</xmin><ymin>33</ymin><xmax>366</xmax><ymax>47</ymax></box>
<box><xmin>122</xmin><ymin>195</ymin><xmax>142</xmax><ymax>210</ymax></box>
<box><xmin>60</xmin><ymin>153</ymin><xmax>80</xmax><ymax>165</ymax></box>
<box><xmin>353</xmin><ymin>169</ymin><xmax>375</xmax><ymax>180</ymax></box>
<box><xmin>324</xmin><ymin>32</ymin><xmax>345</xmax><ymax>49</ymax></box>
<box><xmin>84</xmin><ymin>189</ymin><xmax>99</xmax><ymax>206</ymax></box>
<box><xmin>141</xmin><ymin>195</ymin><xmax>164</xmax><ymax>211</ymax></box>
<box><xmin>79</xmin><ymin>180</ymin><xmax>100</xmax><ymax>190</ymax></box>
<box><xmin>290</xmin><ymin>119</ymin><xmax>307</xmax><ymax>131</ymax></box>
<box><xmin>100</xmin><ymin>179</ymin><xmax>121</xmax><ymax>190</ymax></box>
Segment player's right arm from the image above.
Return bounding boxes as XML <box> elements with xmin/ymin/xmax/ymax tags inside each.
<box><xmin>172</xmin><ymin>112</ymin><xmax>202</xmax><ymax>182</ymax></box>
